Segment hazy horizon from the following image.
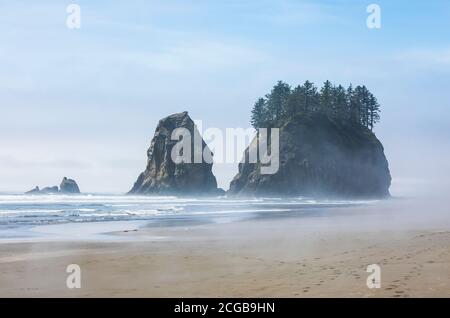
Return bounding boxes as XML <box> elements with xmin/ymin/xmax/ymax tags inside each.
<box><xmin>1</xmin><ymin>1</ymin><xmax>450</xmax><ymax>195</ymax></box>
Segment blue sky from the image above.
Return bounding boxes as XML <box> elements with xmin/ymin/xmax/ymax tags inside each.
<box><xmin>1</xmin><ymin>0</ymin><xmax>450</xmax><ymax>193</ymax></box>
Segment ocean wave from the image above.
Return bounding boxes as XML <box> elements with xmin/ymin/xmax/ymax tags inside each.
<box><xmin>0</xmin><ymin>194</ymin><xmax>373</xmax><ymax>227</ymax></box>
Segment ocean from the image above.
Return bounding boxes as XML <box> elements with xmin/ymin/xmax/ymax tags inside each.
<box><xmin>0</xmin><ymin>194</ymin><xmax>375</xmax><ymax>240</ymax></box>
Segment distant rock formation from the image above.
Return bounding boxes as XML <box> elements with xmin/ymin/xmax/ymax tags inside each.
<box><xmin>60</xmin><ymin>177</ymin><xmax>81</xmax><ymax>194</ymax></box>
<box><xmin>129</xmin><ymin>111</ymin><xmax>219</xmax><ymax>195</ymax></box>
<box><xmin>24</xmin><ymin>177</ymin><xmax>81</xmax><ymax>195</ymax></box>
<box><xmin>40</xmin><ymin>186</ymin><xmax>59</xmax><ymax>194</ymax></box>
<box><xmin>25</xmin><ymin>186</ymin><xmax>41</xmax><ymax>194</ymax></box>
<box><xmin>229</xmin><ymin>112</ymin><xmax>391</xmax><ymax>198</ymax></box>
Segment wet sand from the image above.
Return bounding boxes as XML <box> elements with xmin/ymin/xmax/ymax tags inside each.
<box><xmin>0</xmin><ymin>199</ymin><xmax>449</xmax><ymax>297</ymax></box>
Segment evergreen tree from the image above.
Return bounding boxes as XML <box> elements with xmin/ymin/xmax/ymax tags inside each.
<box><xmin>352</xmin><ymin>86</ymin><xmax>366</xmax><ymax>126</ymax></box>
<box><xmin>319</xmin><ymin>80</ymin><xmax>334</xmax><ymax>114</ymax></box>
<box><xmin>368</xmin><ymin>93</ymin><xmax>380</xmax><ymax>131</ymax></box>
<box><xmin>251</xmin><ymin>98</ymin><xmax>267</xmax><ymax>128</ymax></box>
<box><xmin>265</xmin><ymin>81</ymin><xmax>291</xmax><ymax>126</ymax></box>
<box><xmin>332</xmin><ymin>85</ymin><xmax>348</xmax><ymax>121</ymax></box>
<box><xmin>285</xmin><ymin>85</ymin><xmax>302</xmax><ymax>116</ymax></box>
<box><xmin>347</xmin><ymin>84</ymin><xmax>359</xmax><ymax>124</ymax></box>
<box><xmin>302</xmin><ymin>80</ymin><xmax>320</xmax><ymax>112</ymax></box>
<box><xmin>359</xmin><ymin>86</ymin><xmax>371</xmax><ymax>128</ymax></box>
<box><xmin>251</xmin><ymin>80</ymin><xmax>382</xmax><ymax>130</ymax></box>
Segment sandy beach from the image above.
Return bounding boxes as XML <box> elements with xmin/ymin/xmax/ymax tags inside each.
<box><xmin>0</xmin><ymin>198</ymin><xmax>449</xmax><ymax>298</ymax></box>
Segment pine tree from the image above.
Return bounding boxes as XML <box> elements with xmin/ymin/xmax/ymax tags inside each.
<box><xmin>302</xmin><ymin>80</ymin><xmax>320</xmax><ymax>112</ymax></box>
<box><xmin>265</xmin><ymin>81</ymin><xmax>291</xmax><ymax>126</ymax></box>
<box><xmin>251</xmin><ymin>80</ymin><xmax>382</xmax><ymax>130</ymax></box>
<box><xmin>285</xmin><ymin>85</ymin><xmax>302</xmax><ymax>116</ymax></box>
<box><xmin>359</xmin><ymin>86</ymin><xmax>371</xmax><ymax>128</ymax></box>
<box><xmin>368</xmin><ymin>93</ymin><xmax>380</xmax><ymax>131</ymax></box>
<box><xmin>347</xmin><ymin>84</ymin><xmax>358</xmax><ymax>124</ymax></box>
<box><xmin>319</xmin><ymin>80</ymin><xmax>333</xmax><ymax>114</ymax></box>
<box><xmin>251</xmin><ymin>98</ymin><xmax>267</xmax><ymax>129</ymax></box>
<box><xmin>333</xmin><ymin>84</ymin><xmax>348</xmax><ymax>121</ymax></box>
<box><xmin>352</xmin><ymin>86</ymin><xmax>366</xmax><ymax>126</ymax></box>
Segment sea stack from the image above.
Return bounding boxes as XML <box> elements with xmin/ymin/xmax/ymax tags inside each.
<box><xmin>229</xmin><ymin>112</ymin><xmax>391</xmax><ymax>198</ymax></box>
<box><xmin>40</xmin><ymin>186</ymin><xmax>59</xmax><ymax>194</ymax></box>
<box><xmin>25</xmin><ymin>186</ymin><xmax>41</xmax><ymax>194</ymax></box>
<box><xmin>128</xmin><ymin>112</ymin><xmax>219</xmax><ymax>195</ymax></box>
<box><xmin>59</xmin><ymin>177</ymin><xmax>81</xmax><ymax>194</ymax></box>
<box><xmin>25</xmin><ymin>185</ymin><xmax>59</xmax><ymax>194</ymax></box>
<box><xmin>25</xmin><ymin>177</ymin><xmax>81</xmax><ymax>194</ymax></box>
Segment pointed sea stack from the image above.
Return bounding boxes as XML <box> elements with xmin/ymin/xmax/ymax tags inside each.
<box><xmin>128</xmin><ymin>112</ymin><xmax>219</xmax><ymax>195</ymax></box>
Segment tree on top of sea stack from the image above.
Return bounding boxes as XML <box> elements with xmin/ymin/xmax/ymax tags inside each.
<box><xmin>250</xmin><ymin>80</ymin><xmax>381</xmax><ymax>131</ymax></box>
<box><xmin>229</xmin><ymin>80</ymin><xmax>391</xmax><ymax>198</ymax></box>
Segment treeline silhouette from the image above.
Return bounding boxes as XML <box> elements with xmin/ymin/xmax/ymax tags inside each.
<box><xmin>251</xmin><ymin>80</ymin><xmax>381</xmax><ymax>130</ymax></box>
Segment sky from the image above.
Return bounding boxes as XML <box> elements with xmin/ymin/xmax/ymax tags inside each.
<box><xmin>1</xmin><ymin>0</ymin><xmax>450</xmax><ymax>194</ymax></box>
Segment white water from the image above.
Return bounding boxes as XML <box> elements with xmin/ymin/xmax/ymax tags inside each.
<box><xmin>0</xmin><ymin>194</ymin><xmax>373</xmax><ymax>229</ymax></box>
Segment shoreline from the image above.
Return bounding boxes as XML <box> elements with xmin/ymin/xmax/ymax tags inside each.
<box><xmin>0</xmin><ymin>198</ymin><xmax>449</xmax><ymax>297</ymax></box>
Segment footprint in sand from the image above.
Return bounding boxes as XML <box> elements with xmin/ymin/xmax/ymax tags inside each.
<box><xmin>351</xmin><ymin>272</ymin><xmax>361</xmax><ymax>279</ymax></box>
<box><xmin>385</xmin><ymin>284</ymin><xmax>397</xmax><ymax>291</ymax></box>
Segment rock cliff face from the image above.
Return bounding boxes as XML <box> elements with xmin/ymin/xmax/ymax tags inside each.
<box><xmin>129</xmin><ymin>112</ymin><xmax>219</xmax><ymax>195</ymax></box>
<box><xmin>229</xmin><ymin>113</ymin><xmax>391</xmax><ymax>198</ymax></box>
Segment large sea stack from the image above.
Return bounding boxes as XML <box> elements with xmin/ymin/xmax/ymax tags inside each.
<box><xmin>229</xmin><ymin>112</ymin><xmax>391</xmax><ymax>198</ymax></box>
<box><xmin>129</xmin><ymin>112</ymin><xmax>219</xmax><ymax>195</ymax></box>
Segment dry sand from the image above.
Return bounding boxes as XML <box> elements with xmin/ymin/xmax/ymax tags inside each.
<box><xmin>0</xmin><ymin>199</ymin><xmax>449</xmax><ymax>297</ymax></box>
